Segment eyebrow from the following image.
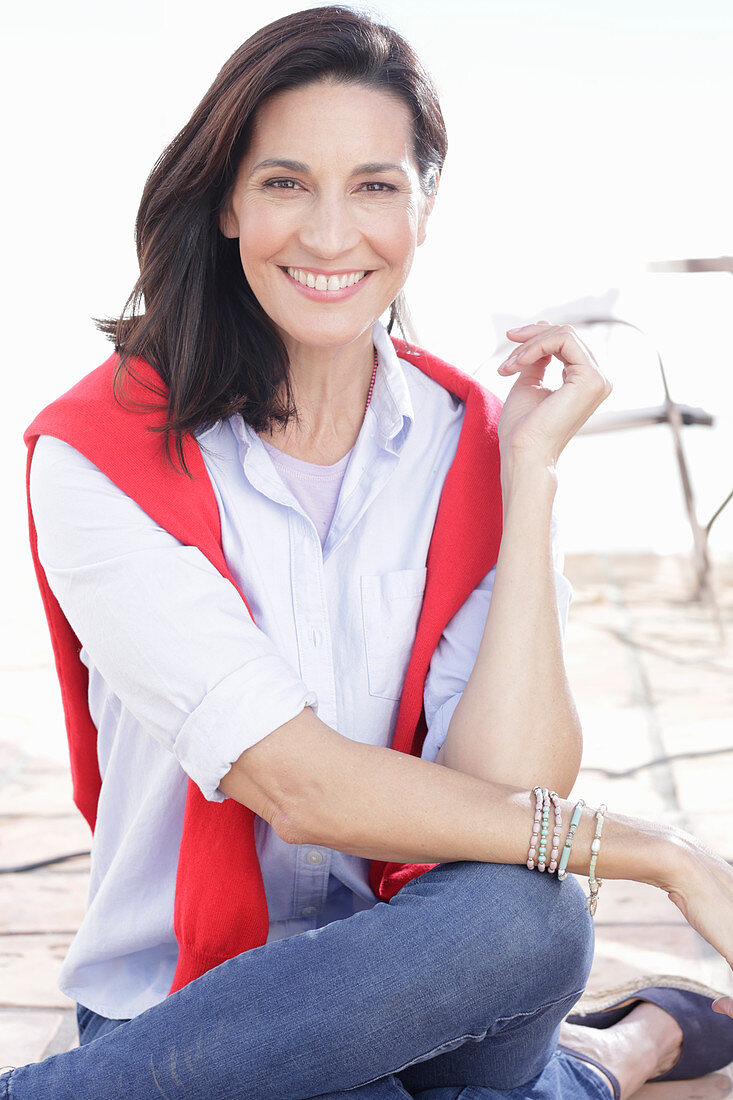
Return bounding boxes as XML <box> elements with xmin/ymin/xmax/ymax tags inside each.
<box><xmin>248</xmin><ymin>158</ymin><xmax>409</xmax><ymax>178</ymax></box>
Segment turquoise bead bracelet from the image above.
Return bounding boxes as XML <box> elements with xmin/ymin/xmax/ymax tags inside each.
<box><xmin>557</xmin><ymin>799</ymin><xmax>585</xmax><ymax>882</ymax></box>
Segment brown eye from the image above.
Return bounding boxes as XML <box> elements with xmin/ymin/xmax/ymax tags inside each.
<box><xmin>264</xmin><ymin>178</ymin><xmax>303</xmax><ymax>190</ymax></box>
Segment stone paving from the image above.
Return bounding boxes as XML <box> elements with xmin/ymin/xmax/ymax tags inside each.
<box><xmin>1</xmin><ymin>551</ymin><xmax>732</xmax><ymax>1095</ymax></box>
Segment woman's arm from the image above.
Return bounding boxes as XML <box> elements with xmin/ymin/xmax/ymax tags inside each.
<box><xmin>434</xmin><ymin>321</ymin><xmax>616</xmax><ymax>790</ymax></box>
<box><xmin>435</xmin><ymin>459</ymin><xmax>581</xmax><ymax>795</ymax></box>
<box><xmin>223</xmin><ymin>704</ymin><xmax>652</xmax><ymax>874</ymax></box>
<box><xmin>221</xmin><ymin>705</ymin><xmax>733</xmax><ymax>982</ymax></box>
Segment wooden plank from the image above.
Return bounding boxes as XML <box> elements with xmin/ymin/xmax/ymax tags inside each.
<box><xmin>0</xmin><ymin>814</ymin><xmax>90</xmax><ymax>872</ymax></box>
<box><xmin>0</xmin><ymin>1007</ymin><xmax>72</xmax><ymax>1069</ymax></box>
<box><xmin>0</xmin><ymin>871</ymin><xmax>87</xmax><ymax>934</ymax></box>
<box><xmin>0</xmin><ymin>934</ymin><xmax>77</xmax><ymax>1009</ymax></box>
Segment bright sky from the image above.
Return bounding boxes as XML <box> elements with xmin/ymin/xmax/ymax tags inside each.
<box><xmin>3</xmin><ymin>0</ymin><xmax>732</xmax><ymax>573</ymax></box>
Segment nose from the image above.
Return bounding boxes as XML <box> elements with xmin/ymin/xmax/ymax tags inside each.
<box><xmin>296</xmin><ymin>192</ymin><xmax>361</xmax><ymax>260</ymax></box>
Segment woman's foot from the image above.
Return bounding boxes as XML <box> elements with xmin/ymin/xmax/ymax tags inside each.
<box><xmin>559</xmin><ymin>1000</ymin><xmax>684</xmax><ymax>1098</ymax></box>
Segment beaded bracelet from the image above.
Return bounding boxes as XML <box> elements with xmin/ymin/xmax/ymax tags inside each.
<box><xmin>526</xmin><ymin>786</ymin><xmax>544</xmax><ymax>870</ymax></box>
<box><xmin>537</xmin><ymin>787</ymin><xmax>551</xmax><ymax>871</ymax></box>
<box><xmin>547</xmin><ymin>791</ymin><xmax>562</xmax><ymax>873</ymax></box>
<box><xmin>557</xmin><ymin>799</ymin><xmax>585</xmax><ymax>881</ymax></box>
<box><xmin>585</xmin><ymin>803</ymin><xmax>607</xmax><ymax>917</ymax></box>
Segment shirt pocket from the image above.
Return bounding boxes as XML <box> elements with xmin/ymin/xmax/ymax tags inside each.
<box><xmin>360</xmin><ymin>568</ymin><xmax>428</xmax><ymax>701</ymax></box>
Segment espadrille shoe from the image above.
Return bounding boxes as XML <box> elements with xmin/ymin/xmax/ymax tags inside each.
<box><xmin>565</xmin><ymin>974</ymin><xmax>733</xmax><ymax>1083</ymax></box>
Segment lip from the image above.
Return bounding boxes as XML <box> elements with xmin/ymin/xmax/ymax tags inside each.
<box><xmin>279</xmin><ymin>266</ymin><xmax>373</xmax><ymax>302</ymax></box>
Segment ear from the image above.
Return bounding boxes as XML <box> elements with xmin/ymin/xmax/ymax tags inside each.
<box><xmin>416</xmin><ymin>172</ymin><xmax>439</xmax><ymax>247</ymax></box>
<box><xmin>219</xmin><ymin>196</ymin><xmax>239</xmax><ymax>239</ymax></box>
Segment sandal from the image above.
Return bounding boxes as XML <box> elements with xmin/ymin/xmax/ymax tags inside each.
<box><xmin>564</xmin><ymin>973</ymin><xmax>733</xmax><ymax>1083</ymax></box>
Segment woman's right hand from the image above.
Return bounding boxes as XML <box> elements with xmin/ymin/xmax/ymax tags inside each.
<box><xmin>662</xmin><ymin>833</ymin><xmax>733</xmax><ymax>1016</ymax></box>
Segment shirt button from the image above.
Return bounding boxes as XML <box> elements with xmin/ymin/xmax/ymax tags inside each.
<box><xmin>301</xmin><ymin>906</ymin><xmax>317</xmax><ymax>916</ymax></box>
<box><xmin>306</xmin><ymin>849</ymin><xmax>324</xmax><ymax>866</ymax></box>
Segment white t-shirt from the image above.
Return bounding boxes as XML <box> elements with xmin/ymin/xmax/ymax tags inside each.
<box><xmin>258</xmin><ymin>434</ymin><xmax>353</xmax><ymax>550</ymax></box>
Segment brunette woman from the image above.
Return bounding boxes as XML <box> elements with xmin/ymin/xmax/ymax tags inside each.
<box><xmin>5</xmin><ymin>7</ymin><xmax>733</xmax><ymax>1099</ymax></box>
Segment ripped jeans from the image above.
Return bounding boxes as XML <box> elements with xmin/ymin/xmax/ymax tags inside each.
<box><xmin>0</xmin><ymin>861</ymin><xmax>612</xmax><ymax>1099</ymax></box>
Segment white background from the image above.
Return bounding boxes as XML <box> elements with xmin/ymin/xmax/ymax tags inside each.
<box><xmin>3</xmin><ymin>0</ymin><xmax>732</xmax><ymax>594</ymax></box>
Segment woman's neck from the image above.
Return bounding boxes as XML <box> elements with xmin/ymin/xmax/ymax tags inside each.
<box><xmin>260</xmin><ymin>334</ymin><xmax>376</xmax><ymax>464</ymax></box>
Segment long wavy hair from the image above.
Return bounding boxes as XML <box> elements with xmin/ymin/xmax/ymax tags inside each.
<box><xmin>96</xmin><ymin>5</ymin><xmax>447</xmax><ymax>473</ymax></box>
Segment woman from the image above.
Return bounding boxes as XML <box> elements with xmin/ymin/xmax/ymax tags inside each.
<box><xmin>5</xmin><ymin>6</ymin><xmax>733</xmax><ymax>1098</ymax></box>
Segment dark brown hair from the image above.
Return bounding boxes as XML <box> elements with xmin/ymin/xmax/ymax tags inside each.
<box><xmin>96</xmin><ymin>5</ymin><xmax>447</xmax><ymax>473</ymax></box>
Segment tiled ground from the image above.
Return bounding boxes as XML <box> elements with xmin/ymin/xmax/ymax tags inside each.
<box><xmin>1</xmin><ymin>551</ymin><xmax>732</xmax><ymax>1096</ymax></box>
<box><xmin>562</xmin><ymin>552</ymin><xmax>733</xmax><ymax>1098</ymax></box>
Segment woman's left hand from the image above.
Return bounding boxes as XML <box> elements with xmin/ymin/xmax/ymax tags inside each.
<box><xmin>496</xmin><ymin>321</ymin><xmax>613</xmax><ymax>470</ymax></box>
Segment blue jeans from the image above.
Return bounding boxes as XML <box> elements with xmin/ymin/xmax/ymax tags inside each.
<box><xmin>0</xmin><ymin>861</ymin><xmax>611</xmax><ymax>1099</ymax></box>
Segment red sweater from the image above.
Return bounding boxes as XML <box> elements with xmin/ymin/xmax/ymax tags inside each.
<box><xmin>23</xmin><ymin>338</ymin><xmax>503</xmax><ymax>995</ymax></box>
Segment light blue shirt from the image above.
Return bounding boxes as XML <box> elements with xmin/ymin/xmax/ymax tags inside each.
<box><xmin>28</xmin><ymin>321</ymin><xmax>572</xmax><ymax>1019</ymax></box>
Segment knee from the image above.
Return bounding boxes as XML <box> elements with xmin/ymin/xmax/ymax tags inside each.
<box><xmin>522</xmin><ymin>867</ymin><xmax>595</xmax><ymax>998</ymax></box>
<box><xmin>446</xmin><ymin>861</ymin><xmax>595</xmax><ymax>1005</ymax></box>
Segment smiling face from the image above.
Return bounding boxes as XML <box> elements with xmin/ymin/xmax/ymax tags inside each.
<box><xmin>219</xmin><ymin>78</ymin><xmax>437</xmax><ymax>355</ymax></box>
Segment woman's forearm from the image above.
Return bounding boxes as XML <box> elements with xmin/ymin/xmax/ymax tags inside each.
<box><xmin>223</xmin><ymin>705</ymin><xmax>681</xmax><ymax>890</ymax></box>
<box><xmin>437</xmin><ymin>458</ymin><xmax>582</xmax><ymax>795</ymax></box>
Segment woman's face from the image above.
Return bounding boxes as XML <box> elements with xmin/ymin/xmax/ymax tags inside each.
<box><xmin>220</xmin><ymin>78</ymin><xmax>436</xmax><ymax>354</ymax></box>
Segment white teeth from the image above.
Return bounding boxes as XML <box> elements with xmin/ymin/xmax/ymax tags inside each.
<box><xmin>286</xmin><ymin>268</ymin><xmax>367</xmax><ymax>291</ymax></box>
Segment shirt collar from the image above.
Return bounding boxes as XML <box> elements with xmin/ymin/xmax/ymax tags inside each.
<box><xmin>368</xmin><ymin>319</ymin><xmax>414</xmax><ymax>453</ymax></box>
<box><xmin>230</xmin><ymin>319</ymin><xmax>414</xmax><ymax>457</ymax></box>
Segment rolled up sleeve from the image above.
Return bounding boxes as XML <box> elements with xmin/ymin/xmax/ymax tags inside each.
<box><xmin>421</xmin><ymin>500</ymin><xmax>573</xmax><ymax>765</ymax></box>
<box><xmin>29</xmin><ymin>434</ymin><xmax>318</xmax><ymax>802</ymax></box>
<box><xmin>174</xmin><ymin>660</ymin><xmax>317</xmax><ymax>802</ymax></box>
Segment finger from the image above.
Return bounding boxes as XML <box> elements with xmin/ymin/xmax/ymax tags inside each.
<box><xmin>519</xmin><ymin>327</ymin><xmax>596</xmax><ymax>366</ymax></box>
<box><xmin>505</xmin><ymin>321</ymin><xmax>553</xmax><ymax>343</ymax></box>
<box><xmin>502</xmin><ymin>325</ymin><xmax>599</xmax><ymax>377</ymax></box>
<box><xmin>498</xmin><ymin>354</ymin><xmax>552</xmax><ymax>380</ymax></box>
<box><xmin>499</xmin><ymin>327</ymin><xmax>611</xmax><ymax>424</ymax></box>
<box><xmin>499</xmin><ymin>323</ymin><xmax>560</xmax><ymax>374</ymax></box>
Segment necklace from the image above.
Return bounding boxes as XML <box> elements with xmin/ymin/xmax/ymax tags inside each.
<box><xmin>365</xmin><ymin>347</ymin><xmax>378</xmax><ymax>414</ymax></box>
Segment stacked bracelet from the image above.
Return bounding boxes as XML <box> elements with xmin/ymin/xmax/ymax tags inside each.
<box><xmin>585</xmin><ymin>803</ymin><xmax>607</xmax><ymax>917</ymax></box>
<box><xmin>526</xmin><ymin>791</ymin><xmax>609</xmax><ymax>911</ymax></box>
<box><xmin>557</xmin><ymin>799</ymin><xmax>585</xmax><ymax>881</ymax></box>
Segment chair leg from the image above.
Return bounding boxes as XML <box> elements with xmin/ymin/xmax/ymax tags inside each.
<box><xmin>666</xmin><ymin>402</ymin><xmax>726</xmax><ymax>645</ymax></box>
